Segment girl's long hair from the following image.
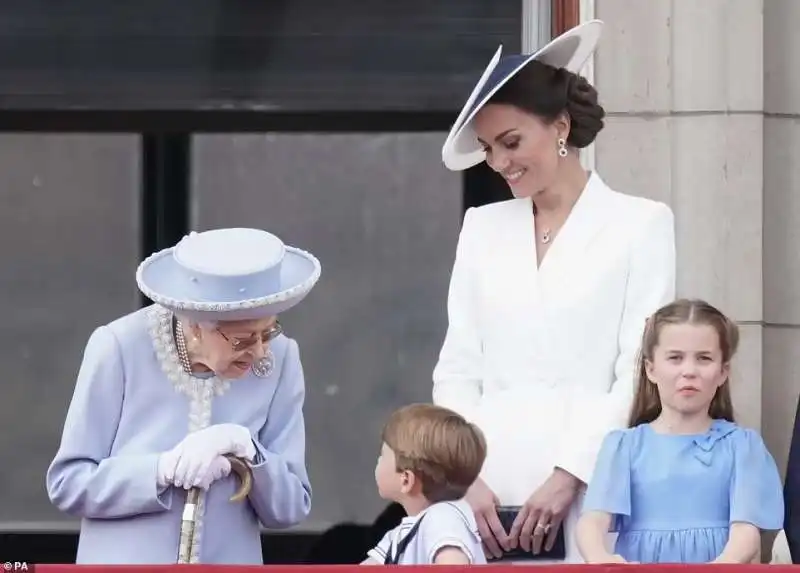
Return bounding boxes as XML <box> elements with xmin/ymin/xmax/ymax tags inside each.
<box><xmin>628</xmin><ymin>298</ymin><xmax>738</xmax><ymax>427</ymax></box>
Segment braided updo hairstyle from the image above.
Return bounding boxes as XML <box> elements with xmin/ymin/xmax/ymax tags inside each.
<box><xmin>487</xmin><ymin>60</ymin><xmax>605</xmax><ymax>148</ymax></box>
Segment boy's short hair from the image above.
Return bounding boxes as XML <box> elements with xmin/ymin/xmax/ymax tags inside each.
<box><xmin>381</xmin><ymin>403</ymin><xmax>487</xmax><ymax>503</ymax></box>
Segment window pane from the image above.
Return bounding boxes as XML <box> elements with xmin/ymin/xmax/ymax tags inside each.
<box><xmin>191</xmin><ymin>133</ymin><xmax>462</xmax><ymax>529</ymax></box>
<box><xmin>0</xmin><ymin>134</ymin><xmax>141</xmax><ymax>527</ymax></box>
<box><xmin>0</xmin><ymin>0</ymin><xmax>521</xmax><ymax>112</ymax></box>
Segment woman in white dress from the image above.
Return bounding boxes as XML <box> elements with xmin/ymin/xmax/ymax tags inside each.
<box><xmin>432</xmin><ymin>21</ymin><xmax>676</xmax><ymax>564</ymax></box>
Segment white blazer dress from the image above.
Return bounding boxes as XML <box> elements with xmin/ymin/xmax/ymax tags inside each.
<box><xmin>432</xmin><ymin>172</ymin><xmax>676</xmax><ymax>563</ymax></box>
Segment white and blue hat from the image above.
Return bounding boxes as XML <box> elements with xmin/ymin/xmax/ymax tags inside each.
<box><xmin>136</xmin><ymin>227</ymin><xmax>321</xmax><ymax>322</ymax></box>
<box><xmin>441</xmin><ymin>20</ymin><xmax>604</xmax><ymax>171</ymax></box>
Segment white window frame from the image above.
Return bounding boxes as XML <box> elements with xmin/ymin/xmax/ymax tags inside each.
<box><xmin>578</xmin><ymin>0</ymin><xmax>596</xmax><ymax>173</ymax></box>
<box><xmin>521</xmin><ymin>0</ymin><xmax>552</xmax><ymax>53</ymax></box>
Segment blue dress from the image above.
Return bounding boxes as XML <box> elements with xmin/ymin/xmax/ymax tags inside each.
<box><xmin>582</xmin><ymin>419</ymin><xmax>784</xmax><ymax>563</ymax></box>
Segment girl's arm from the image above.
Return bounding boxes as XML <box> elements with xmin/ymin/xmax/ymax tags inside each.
<box><xmin>577</xmin><ymin>430</ymin><xmax>634</xmax><ymax>563</ymax></box>
<box><xmin>721</xmin><ymin>428</ymin><xmax>784</xmax><ymax>564</ymax></box>
<box><xmin>576</xmin><ymin>510</ymin><xmax>627</xmax><ymax>563</ymax></box>
<box><xmin>712</xmin><ymin>523</ymin><xmax>761</xmax><ymax>564</ymax></box>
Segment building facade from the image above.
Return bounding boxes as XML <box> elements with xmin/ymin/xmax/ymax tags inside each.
<box><xmin>0</xmin><ymin>0</ymin><xmax>795</xmax><ymax>563</ymax></box>
<box><xmin>591</xmin><ymin>0</ymin><xmax>797</xmax><ymax>482</ymax></box>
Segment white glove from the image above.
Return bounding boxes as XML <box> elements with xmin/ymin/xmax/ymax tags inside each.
<box><xmin>157</xmin><ymin>450</ymin><xmax>233</xmax><ymax>490</ymax></box>
<box><xmin>185</xmin><ymin>455</ymin><xmax>232</xmax><ymax>490</ymax></box>
<box><xmin>168</xmin><ymin>424</ymin><xmax>256</xmax><ymax>490</ymax></box>
<box><xmin>157</xmin><ymin>447</ymin><xmax>181</xmax><ymax>489</ymax></box>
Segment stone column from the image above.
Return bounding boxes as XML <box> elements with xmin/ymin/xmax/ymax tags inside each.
<box><xmin>763</xmin><ymin>0</ymin><xmax>800</xmax><ymax>477</ymax></box>
<box><xmin>591</xmin><ymin>0</ymin><xmax>765</xmax><ymax>429</ymax></box>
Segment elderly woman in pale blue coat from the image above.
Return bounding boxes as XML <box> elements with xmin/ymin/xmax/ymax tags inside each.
<box><xmin>46</xmin><ymin>228</ymin><xmax>321</xmax><ymax>564</ymax></box>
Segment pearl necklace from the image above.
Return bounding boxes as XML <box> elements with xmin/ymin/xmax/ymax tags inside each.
<box><xmin>174</xmin><ymin>318</ymin><xmax>193</xmax><ymax>375</ymax></box>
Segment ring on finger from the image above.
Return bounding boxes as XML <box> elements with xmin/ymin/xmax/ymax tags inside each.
<box><xmin>534</xmin><ymin>523</ymin><xmax>551</xmax><ymax>534</ymax></box>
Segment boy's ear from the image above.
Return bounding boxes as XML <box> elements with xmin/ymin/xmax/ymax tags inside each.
<box><xmin>400</xmin><ymin>470</ymin><xmax>420</xmax><ymax>495</ymax></box>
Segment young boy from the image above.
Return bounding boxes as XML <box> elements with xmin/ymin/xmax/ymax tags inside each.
<box><xmin>362</xmin><ymin>403</ymin><xmax>487</xmax><ymax>565</ymax></box>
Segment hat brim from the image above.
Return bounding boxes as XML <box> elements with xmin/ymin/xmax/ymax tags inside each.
<box><xmin>136</xmin><ymin>245</ymin><xmax>321</xmax><ymax>322</ymax></box>
<box><xmin>441</xmin><ymin>20</ymin><xmax>604</xmax><ymax>171</ymax></box>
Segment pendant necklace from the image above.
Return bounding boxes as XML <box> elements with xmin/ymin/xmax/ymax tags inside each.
<box><xmin>541</xmin><ymin>229</ymin><xmax>552</xmax><ymax>244</ymax></box>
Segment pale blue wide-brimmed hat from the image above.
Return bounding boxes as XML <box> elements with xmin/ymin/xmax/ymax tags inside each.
<box><xmin>136</xmin><ymin>228</ymin><xmax>321</xmax><ymax>322</ymax></box>
<box><xmin>441</xmin><ymin>20</ymin><xmax>604</xmax><ymax>172</ymax></box>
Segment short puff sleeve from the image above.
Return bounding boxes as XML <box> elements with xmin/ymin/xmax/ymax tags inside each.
<box><xmin>729</xmin><ymin>429</ymin><xmax>784</xmax><ymax>531</ymax></box>
<box><xmin>581</xmin><ymin>429</ymin><xmax>633</xmax><ymax>532</ymax></box>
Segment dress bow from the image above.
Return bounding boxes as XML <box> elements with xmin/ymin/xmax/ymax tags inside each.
<box><xmin>692</xmin><ymin>420</ymin><xmax>737</xmax><ymax>466</ymax></box>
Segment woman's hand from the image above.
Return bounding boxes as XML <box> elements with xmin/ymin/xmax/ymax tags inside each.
<box><xmin>160</xmin><ymin>424</ymin><xmax>255</xmax><ymax>489</ymax></box>
<box><xmin>508</xmin><ymin>468</ymin><xmax>581</xmax><ymax>554</ymax></box>
<box><xmin>159</xmin><ymin>445</ymin><xmax>234</xmax><ymax>490</ymax></box>
<box><xmin>464</xmin><ymin>477</ymin><xmax>509</xmax><ymax>560</ymax></box>
<box><xmin>192</xmin><ymin>423</ymin><xmax>256</xmax><ymax>460</ymax></box>
<box><xmin>186</xmin><ymin>455</ymin><xmax>232</xmax><ymax>490</ymax></box>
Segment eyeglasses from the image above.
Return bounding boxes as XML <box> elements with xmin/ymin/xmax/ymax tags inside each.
<box><xmin>216</xmin><ymin>321</ymin><xmax>283</xmax><ymax>352</ymax></box>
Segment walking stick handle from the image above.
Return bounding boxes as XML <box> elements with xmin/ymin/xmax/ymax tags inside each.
<box><xmin>225</xmin><ymin>454</ymin><xmax>254</xmax><ymax>502</ymax></box>
<box><xmin>176</xmin><ymin>454</ymin><xmax>254</xmax><ymax>563</ymax></box>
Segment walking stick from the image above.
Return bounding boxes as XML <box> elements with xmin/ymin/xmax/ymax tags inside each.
<box><xmin>177</xmin><ymin>454</ymin><xmax>254</xmax><ymax>564</ymax></box>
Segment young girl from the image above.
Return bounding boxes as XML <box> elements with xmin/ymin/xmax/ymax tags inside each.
<box><xmin>576</xmin><ymin>298</ymin><xmax>784</xmax><ymax>564</ymax></box>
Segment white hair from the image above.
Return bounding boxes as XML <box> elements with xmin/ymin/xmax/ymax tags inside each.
<box><xmin>173</xmin><ymin>313</ymin><xmax>217</xmax><ymax>330</ymax></box>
